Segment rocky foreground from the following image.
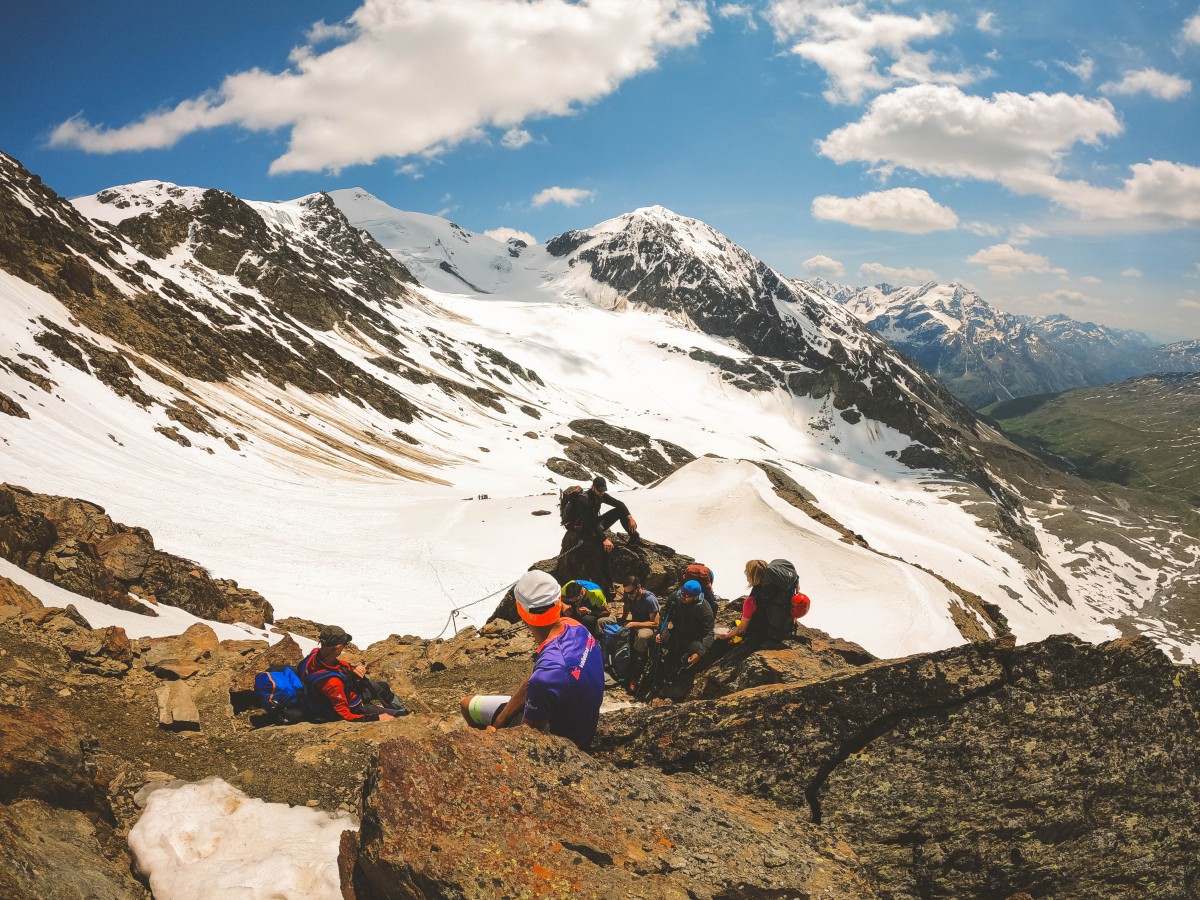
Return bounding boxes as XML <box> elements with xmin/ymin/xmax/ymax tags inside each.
<box><xmin>2</xmin><ymin>557</ymin><xmax>1198</xmax><ymax>899</ymax></box>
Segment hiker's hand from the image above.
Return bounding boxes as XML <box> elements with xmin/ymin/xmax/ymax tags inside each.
<box><xmin>603</xmin><ymin>539</ymin><xmax>613</xmax><ymax>552</ymax></box>
<box><xmin>687</xmin><ymin>653</ymin><xmax>700</xmax><ymax>666</ymax></box>
<box><xmin>378</xmin><ymin>713</ymin><xmax>395</xmax><ymax>722</ymax></box>
<box><xmin>655</xmin><ymin>633</ymin><xmax>664</xmax><ymax>644</ymax></box>
<box><xmin>353</xmin><ymin>664</ymin><xmax>367</xmax><ymax>677</ymax></box>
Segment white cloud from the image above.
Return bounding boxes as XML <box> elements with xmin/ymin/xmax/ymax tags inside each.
<box><xmin>803</xmin><ymin>254</ymin><xmax>845</xmax><ymax>277</ymax></box>
<box><xmin>531</xmin><ymin>186</ymin><xmax>596</xmax><ymax>207</ymax></box>
<box><xmin>1058</xmin><ymin>55</ymin><xmax>1095</xmax><ymax>82</ymax></box>
<box><xmin>1007</xmin><ymin>223</ymin><xmax>1046</xmax><ymax>245</ymax></box>
<box><xmin>811</xmin><ymin>187</ymin><xmax>957</xmax><ymax>233</ymax></box>
<box><xmin>717</xmin><ymin>3</ymin><xmax>757</xmax><ymax>30</ymax></box>
<box><xmin>964</xmin><ymin>220</ymin><xmax>1004</xmax><ymax>237</ymax></box>
<box><xmin>501</xmin><ymin>128</ymin><xmax>533</xmax><ymax>149</ymax></box>
<box><xmin>1121</xmin><ymin>267</ymin><xmax>1143</xmax><ymax>278</ymax></box>
<box><xmin>1183</xmin><ymin>12</ymin><xmax>1200</xmax><ymax>45</ymax></box>
<box><xmin>1042</xmin><ymin>288</ymin><xmax>1100</xmax><ymax>308</ymax></box>
<box><xmin>1100</xmin><ymin>68</ymin><xmax>1192</xmax><ymax>100</ymax></box>
<box><xmin>48</xmin><ymin>0</ymin><xmax>709</xmax><ymax>173</ymax></box>
<box><xmin>967</xmin><ymin>243</ymin><xmax>1068</xmax><ymax>277</ymax></box>
<box><xmin>819</xmin><ymin>84</ymin><xmax>1200</xmax><ymax>228</ymax></box>
<box><xmin>859</xmin><ymin>262</ymin><xmax>938</xmax><ymax>284</ymax></box>
<box><xmin>1179</xmin><ymin>298</ymin><xmax>1200</xmax><ymax>310</ymax></box>
<box><xmin>976</xmin><ymin>11</ymin><xmax>998</xmax><ymax>34</ymax></box>
<box><xmin>484</xmin><ymin>226</ymin><xmax>537</xmax><ymax>245</ymax></box>
<box><xmin>396</xmin><ymin>162</ymin><xmax>424</xmax><ymax>179</ymax></box>
<box><xmin>1081</xmin><ymin>275</ymin><xmax>1103</xmax><ymax>285</ymax></box>
<box><xmin>764</xmin><ymin>1</ymin><xmax>982</xmax><ymax>104</ymax></box>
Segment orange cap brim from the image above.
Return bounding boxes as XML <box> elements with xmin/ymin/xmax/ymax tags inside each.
<box><xmin>518</xmin><ymin>600</ymin><xmax>562</xmax><ymax>627</ymax></box>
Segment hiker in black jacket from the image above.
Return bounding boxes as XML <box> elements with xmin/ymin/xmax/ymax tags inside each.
<box><xmin>576</xmin><ymin>476</ymin><xmax>642</xmax><ymax>551</ymax></box>
<box><xmin>657</xmin><ymin>580</ymin><xmax>714</xmax><ymax>670</ymax></box>
<box><xmin>741</xmin><ymin>558</ymin><xmax>799</xmax><ymax>645</ymax></box>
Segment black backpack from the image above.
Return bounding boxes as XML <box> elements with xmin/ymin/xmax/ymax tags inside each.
<box><xmin>559</xmin><ymin>485</ymin><xmax>587</xmax><ymax>527</ymax></box>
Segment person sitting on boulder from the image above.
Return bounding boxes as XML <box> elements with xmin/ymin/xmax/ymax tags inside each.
<box><xmin>657</xmin><ymin>579</ymin><xmax>715</xmax><ymax>672</ymax></box>
<box><xmin>567</xmin><ymin>476</ymin><xmax>643</xmax><ymax>552</ymax></box>
<box><xmin>736</xmin><ymin>558</ymin><xmax>800</xmax><ymax>646</ymax></box>
<box><xmin>561</xmin><ymin>578</ymin><xmax>610</xmax><ymax>637</ymax></box>
<box><xmin>298</xmin><ymin>625</ymin><xmax>409</xmax><ymax>722</ymax></box>
<box><xmin>597</xmin><ymin>575</ymin><xmax>660</xmax><ymax>690</ymax></box>
<box><xmin>460</xmin><ymin>570</ymin><xmax>604</xmax><ymax>750</ymax></box>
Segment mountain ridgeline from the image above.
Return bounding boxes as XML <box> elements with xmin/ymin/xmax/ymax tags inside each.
<box><xmin>802</xmin><ymin>278</ymin><xmax>1199</xmax><ymax>409</ymax></box>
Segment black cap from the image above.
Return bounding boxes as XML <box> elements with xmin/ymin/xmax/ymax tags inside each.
<box><xmin>592</xmin><ymin>476</ymin><xmax>608</xmax><ymax>491</ymax></box>
<box><xmin>319</xmin><ymin>625</ymin><xmax>353</xmax><ymax>646</ymax></box>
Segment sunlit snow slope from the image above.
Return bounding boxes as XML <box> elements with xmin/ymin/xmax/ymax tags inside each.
<box><xmin>1</xmin><ymin>154</ymin><xmax>1196</xmax><ymax>662</ymax></box>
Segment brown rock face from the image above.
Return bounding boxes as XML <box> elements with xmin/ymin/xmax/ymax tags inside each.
<box><xmin>0</xmin><ymin>483</ymin><xmax>272</xmax><ymax>625</ymax></box>
<box><xmin>593</xmin><ymin>635</ymin><xmax>1200</xmax><ymax>899</ymax></box>
<box><xmin>0</xmin><ymin>575</ymin><xmax>44</xmax><ymax>614</ymax></box>
<box><xmin>0</xmin><ymin>705</ymin><xmax>105</xmax><ymax>812</ymax></box>
<box><xmin>352</xmin><ymin>729</ymin><xmax>873</xmax><ymax>898</ymax></box>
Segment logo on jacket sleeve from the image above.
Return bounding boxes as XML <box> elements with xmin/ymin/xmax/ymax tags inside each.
<box><xmin>571</xmin><ymin>668</ymin><xmax>581</xmax><ymax>680</ymax></box>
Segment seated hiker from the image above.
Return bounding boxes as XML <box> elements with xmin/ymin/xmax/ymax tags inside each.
<box><xmin>656</xmin><ymin>579</ymin><xmax>715</xmax><ymax>673</ymax></box>
<box><xmin>736</xmin><ymin>558</ymin><xmax>800</xmax><ymax>646</ymax></box>
<box><xmin>685</xmin><ymin>563</ymin><xmax>718</xmax><ymax>615</ymax></box>
<box><xmin>561</xmin><ymin>578</ymin><xmax>609</xmax><ymax>637</ymax></box>
<box><xmin>719</xmin><ymin>573</ymin><xmax>811</xmax><ymax>644</ymax></box>
<box><xmin>461</xmin><ymin>570</ymin><xmax>605</xmax><ymax>750</ymax></box>
<box><xmin>597</xmin><ymin>575</ymin><xmax>660</xmax><ymax>690</ymax></box>
<box><xmin>561</xmin><ymin>476</ymin><xmax>644</xmax><ymax>583</ymax></box>
<box><xmin>298</xmin><ymin>625</ymin><xmax>409</xmax><ymax>722</ymax></box>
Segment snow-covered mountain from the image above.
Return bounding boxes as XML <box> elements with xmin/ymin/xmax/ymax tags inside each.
<box><xmin>800</xmin><ymin>279</ymin><xmax>1178</xmax><ymax>409</ymax></box>
<box><xmin>2</xmin><ymin>150</ymin><xmax>1198</xmax><ymax>664</ymax></box>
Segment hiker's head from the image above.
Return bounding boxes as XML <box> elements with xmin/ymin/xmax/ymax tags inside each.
<box><xmin>591</xmin><ymin>476</ymin><xmax>607</xmax><ymax>494</ymax></box>
<box><xmin>514</xmin><ymin>570</ymin><xmax>562</xmax><ymax>628</ymax></box>
<box><xmin>745</xmin><ymin>559</ymin><xmax>768</xmax><ymax>587</ymax></box>
<box><xmin>622</xmin><ymin>575</ymin><xmax>641</xmax><ymax>594</ymax></box>
<box><xmin>562</xmin><ymin>580</ymin><xmax>588</xmax><ymax>601</ymax></box>
<box><xmin>681</xmin><ymin>580</ymin><xmax>703</xmax><ymax>603</ymax></box>
<box><xmin>318</xmin><ymin>625</ymin><xmax>352</xmax><ymax>648</ymax></box>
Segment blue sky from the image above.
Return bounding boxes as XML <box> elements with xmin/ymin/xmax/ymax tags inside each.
<box><xmin>4</xmin><ymin>0</ymin><xmax>1199</xmax><ymax>340</ymax></box>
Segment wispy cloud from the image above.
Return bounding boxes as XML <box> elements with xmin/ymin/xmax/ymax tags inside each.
<box><xmin>1184</xmin><ymin>12</ymin><xmax>1200</xmax><ymax>45</ymax></box>
<box><xmin>812</xmin><ymin>187</ymin><xmax>957</xmax><ymax>233</ymax></box>
<box><xmin>717</xmin><ymin>3</ymin><xmax>757</xmax><ymax>30</ymax></box>
<box><xmin>976</xmin><ymin>11</ymin><xmax>998</xmax><ymax>34</ymax></box>
<box><xmin>1100</xmin><ymin>68</ymin><xmax>1191</xmax><ymax>100</ymax></box>
<box><xmin>1057</xmin><ymin>55</ymin><xmax>1095</xmax><ymax>82</ymax></box>
<box><xmin>1042</xmin><ymin>288</ymin><xmax>1101</xmax><ymax>308</ymax></box>
<box><xmin>803</xmin><ymin>254</ymin><xmax>845</xmax><ymax>278</ymax></box>
<box><xmin>501</xmin><ymin>128</ymin><xmax>533</xmax><ymax>149</ymax></box>
<box><xmin>49</xmin><ymin>0</ymin><xmax>709</xmax><ymax>173</ymax></box>
<box><xmin>1121</xmin><ymin>267</ymin><xmax>1143</xmax><ymax>278</ymax></box>
<box><xmin>531</xmin><ymin>186</ymin><xmax>595</xmax><ymax>207</ymax></box>
<box><xmin>1007</xmin><ymin>224</ymin><xmax>1046</xmax><ymax>246</ymax></box>
<box><xmin>967</xmin><ymin>243</ymin><xmax>1068</xmax><ymax>277</ymax></box>
<box><xmin>859</xmin><ymin>261</ymin><xmax>938</xmax><ymax>284</ymax></box>
<box><xmin>764</xmin><ymin>0</ymin><xmax>983</xmax><ymax>104</ymax></box>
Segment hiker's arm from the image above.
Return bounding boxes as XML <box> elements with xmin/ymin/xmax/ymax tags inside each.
<box><xmin>321</xmin><ymin>678</ymin><xmax>370</xmax><ymax>721</ymax></box>
<box><xmin>491</xmin><ymin>678</ymin><xmax>529</xmax><ymax>728</ymax></box>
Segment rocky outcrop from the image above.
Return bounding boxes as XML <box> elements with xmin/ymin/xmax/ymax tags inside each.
<box><xmin>351</xmin><ymin>728</ymin><xmax>874</xmax><ymax>898</ymax></box>
<box><xmin>593</xmin><ymin>635</ymin><xmax>1200</xmax><ymax>898</ymax></box>
<box><xmin>549</xmin><ymin>418</ymin><xmax>695</xmax><ymax>486</ymax></box>
<box><xmin>0</xmin><ymin>483</ymin><xmax>272</xmax><ymax>625</ymax></box>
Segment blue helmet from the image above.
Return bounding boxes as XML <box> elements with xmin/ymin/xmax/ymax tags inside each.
<box><xmin>682</xmin><ymin>580</ymin><xmax>703</xmax><ymax>597</ymax></box>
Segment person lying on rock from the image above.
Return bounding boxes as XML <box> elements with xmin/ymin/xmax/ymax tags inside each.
<box><xmin>460</xmin><ymin>570</ymin><xmax>604</xmax><ymax>750</ymax></box>
<box><xmin>560</xmin><ymin>578</ymin><xmax>609</xmax><ymax>638</ymax></box>
<box><xmin>298</xmin><ymin>625</ymin><xmax>409</xmax><ymax>722</ymax></box>
<box><xmin>597</xmin><ymin>575</ymin><xmax>660</xmax><ymax>690</ymax></box>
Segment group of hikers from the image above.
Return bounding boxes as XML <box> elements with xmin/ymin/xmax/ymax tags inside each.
<box><xmin>255</xmin><ymin>475</ymin><xmax>808</xmax><ymax>754</ymax></box>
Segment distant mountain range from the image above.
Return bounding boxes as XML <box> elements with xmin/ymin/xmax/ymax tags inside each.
<box><xmin>798</xmin><ymin>278</ymin><xmax>1200</xmax><ymax>409</ymax></box>
<box><xmin>1</xmin><ymin>150</ymin><xmax>1199</xmax><ymax>666</ymax></box>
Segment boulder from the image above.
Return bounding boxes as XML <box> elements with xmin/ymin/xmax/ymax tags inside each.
<box><xmin>141</xmin><ymin>622</ymin><xmax>219</xmax><ymax>669</ymax></box>
<box><xmin>0</xmin><ymin>574</ymin><xmax>44</xmax><ymax>615</ymax></box>
<box><xmin>0</xmin><ymin>706</ymin><xmax>104</xmax><ymax>811</ymax></box>
<box><xmin>0</xmin><ymin>799</ymin><xmax>146</xmax><ymax>900</ymax></box>
<box><xmin>228</xmin><ymin>633</ymin><xmax>303</xmax><ymax>696</ymax></box>
<box><xmin>95</xmin><ymin>530</ymin><xmax>153</xmax><ymax>581</ymax></box>
<box><xmin>63</xmin><ymin>625</ymin><xmax>133</xmax><ymax>677</ymax></box>
<box><xmin>351</xmin><ymin>728</ymin><xmax>873</xmax><ymax>898</ymax></box>
<box><xmin>594</xmin><ymin>635</ymin><xmax>1200</xmax><ymax>898</ymax></box>
<box><xmin>155</xmin><ymin>681</ymin><xmax>201</xmax><ymax>731</ymax></box>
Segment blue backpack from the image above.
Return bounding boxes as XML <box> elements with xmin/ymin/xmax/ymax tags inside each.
<box><xmin>601</xmin><ymin>622</ymin><xmax>631</xmax><ymax>680</ymax></box>
<box><xmin>253</xmin><ymin>665</ymin><xmax>311</xmax><ymax>724</ymax></box>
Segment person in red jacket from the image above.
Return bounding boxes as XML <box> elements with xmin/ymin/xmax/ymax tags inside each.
<box><xmin>298</xmin><ymin>625</ymin><xmax>408</xmax><ymax>722</ymax></box>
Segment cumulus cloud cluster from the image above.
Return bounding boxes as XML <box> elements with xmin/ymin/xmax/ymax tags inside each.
<box><xmin>764</xmin><ymin>0</ymin><xmax>982</xmax><ymax>104</ymax></box>
<box><xmin>50</xmin><ymin>0</ymin><xmax>709</xmax><ymax>173</ymax></box>
<box><xmin>860</xmin><ymin>262</ymin><xmax>938</xmax><ymax>284</ymax></box>
<box><xmin>531</xmin><ymin>186</ymin><xmax>595</xmax><ymax>207</ymax></box>
<box><xmin>1100</xmin><ymin>68</ymin><xmax>1192</xmax><ymax>100</ymax></box>
<box><xmin>812</xmin><ymin>187</ymin><xmax>957</xmax><ymax>232</ymax></box>
<box><xmin>803</xmin><ymin>254</ymin><xmax>845</xmax><ymax>277</ymax></box>
<box><xmin>967</xmin><ymin>243</ymin><xmax>1067</xmax><ymax>277</ymax></box>
<box><xmin>818</xmin><ymin>84</ymin><xmax>1200</xmax><ymax>227</ymax></box>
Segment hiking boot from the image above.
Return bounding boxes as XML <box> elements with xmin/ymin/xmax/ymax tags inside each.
<box><xmin>627</xmin><ymin>531</ymin><xmax>643</xmax><ymax>547</ymax></box>
<box><xmin>391</xmin><ymin>702</ymin><xmax>410</xmax><ymax>716</ymax></box>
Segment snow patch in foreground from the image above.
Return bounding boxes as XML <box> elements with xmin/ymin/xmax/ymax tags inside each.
<box><xmin>129</xmin><ymin>778</ymin><xmax>355</xmax><ymax>900</ymax></box>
